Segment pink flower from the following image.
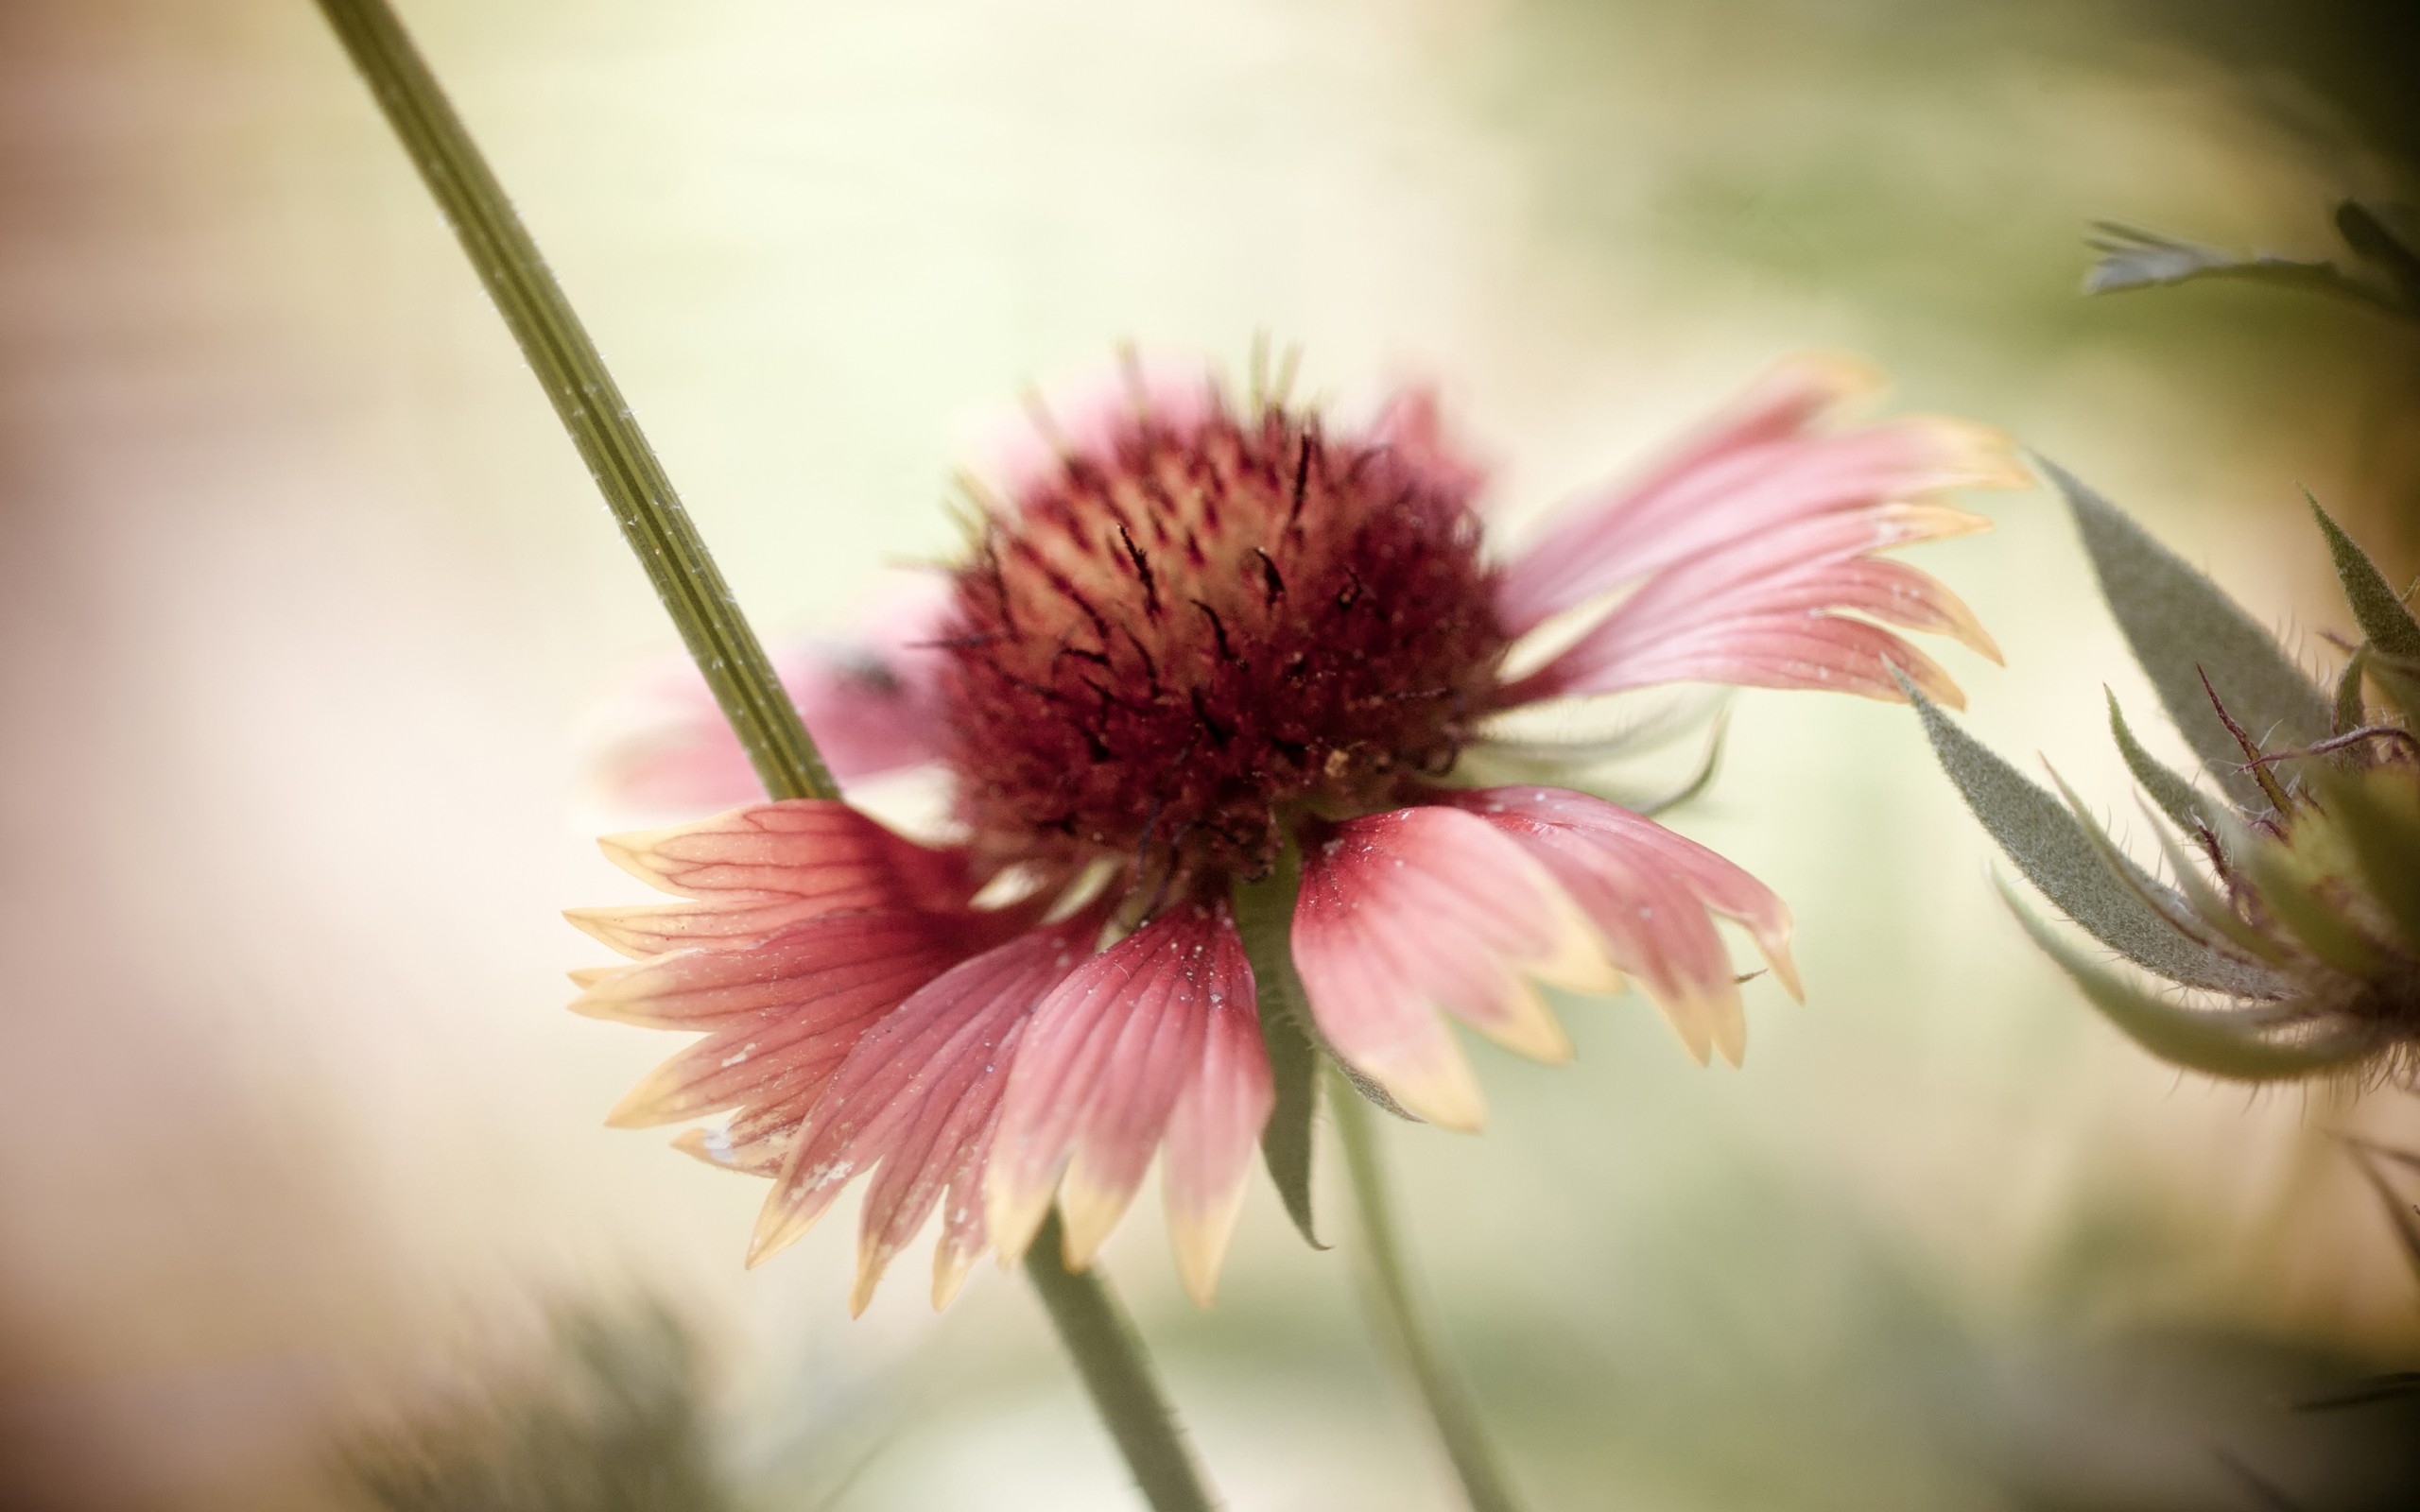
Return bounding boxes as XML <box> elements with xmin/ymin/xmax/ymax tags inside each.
<box><xmin>570</xmin><ymin>354</ymin><xmax>2019</xmax><ymax>1311</ymax></box>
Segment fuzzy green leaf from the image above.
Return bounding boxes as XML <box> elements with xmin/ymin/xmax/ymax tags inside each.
<box><xmin>2312</xmin><ymin>771</ymin><xmax>2420</xmax><ymax>956</ymax></box>
<box><xmin>2143</xmin><ymin>817</ymin><xmax>2291</xmax><ymax>966</ymax></box>
<box><xmin>2310</xmin><ymin>499</ymin><xmax>2420</xmax><ymax>662</ymax></box>
<box><xmin>2047</xmin><ymin>460</ymin><xmax>2331</xmax><ymax>808</ymax></box>
<box><xmin>1996</xmin><ymin>876</ymin><xmax>2367</xmax><ymax>1081</ymax></box>
<box><xmin>1232</xmin><ymin>849</ymin><xmax>1327</xmax><ymax>1248</ymax></box>
<box><xmin>2104</xmin><ymin>689</ymin><xmax>2209</xmax><ymax>835</ymax></box>
<box><xmin>2233</xmin><ymin>821</ymin><xmax>2391</xmax><ymax>978</ymax></box>
<box><xmin>2335</xmin><ymin>644</ymin><xmax>2372</xmax><ymax>733</ymax></box>
<box><xmin>2368</xmin><ymin>650</ymin><xmax>2420</xmax><ymax>724</ymax></box>
<box><xmin>1909</xmin><ymin>684</ymin><xmax>2282</xmax><ymax>995</ymax></box>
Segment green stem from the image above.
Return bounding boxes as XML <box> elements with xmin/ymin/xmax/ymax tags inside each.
<box><xmin>1024</xmin><ymin>1211</ymin><xmax>1219</xmax><ymax>1512</ymax></box>
<box><xmin>313</xmin><ymin>0</ymin><xmax>830</xmax><ymax>802</ymax></box>
<box><xmin>1329</xmin><ymin>1076</ymin><xmax>1526</xmax><ymax>1512</ymax></box>
<box><xmin>310</xmin><ymin>4</ymin><xmax>1219</xmax><ymax>1505</ymax></box>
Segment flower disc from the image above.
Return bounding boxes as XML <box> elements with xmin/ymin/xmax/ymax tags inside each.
<box><xmin>939</xmin><ymin>381</ymin><xmax>1508</xmax><ymax>890</ymax></box>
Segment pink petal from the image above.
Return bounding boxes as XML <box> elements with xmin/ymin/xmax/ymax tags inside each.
<box><xmin>1504</xmin><ymin>494</ymin><xmax>1995</xmax><ymax>708</ymax></box>
<box><xmin>588</xmin><ymin>581</ymin><xmax>954</xmax><ymax>812</ymax></box>
<box><xmin>1160</xmin><ymin>970</ymin><xmax>1274</xmax><ymax>1304</ymax></box>
<box><xmin>1368</xmin><ymin>385</ymin><xmax>1488</xmax><ymax>507</ymax></box>
<box><xmin>1525</xmin><ymin>607</ymin><xmax>1969</xmax><ymax>709</ymax></box>
<box><xmin>1289</xmin><ymin>806</ymin><xmax>1615</xmax><ymax>1130</ymax></box>
<box><xmin>1497</xmin><ymin>369</ymin><xmax>2018</xmax><ymax>635</ymax></box>
<box><xmin>736</xmin><ymin>916</ymin><xmax>1098</xmax><ymax>1303</ymax></box>
<box><xmin>594</xmin><ymin>800</ymin><xmax>977</xmax><ymax>910</ymax></box>
<box><xmin>1448</xmin><ymin>786</ymin><xmax>1798</xmax><ymax>1066</ymax></box>
<box><xmin>986</xmin><ymin>903</ymin><xmax>1256</xmax><ymax>1269</ymax></box>
<box><xmin>569</xmin><ymin>910</ymin><xmax>973</xmax><ymax>1029</ymax></box>
<box><xmin>590</xmin><ymin>910</ymin><xmax>988</xmax><ymax>1129</ymax></box>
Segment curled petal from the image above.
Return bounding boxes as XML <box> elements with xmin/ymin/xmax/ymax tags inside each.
<box><xmin>1498</xmin><ymin>357</ymin><xmax>2020</xmax><ymax>634</ymax></box>
<box><xmin>1290</xmin><ymin>806</ymin><xmax>1616</xmax><ymax>1130</ymax></box>
<box><xmin>1509</xmin><ymin>493</ymin><xmax>1995</xmax><ymax>708</ymax></box>
<box><xmin>986</xmin><ymin>904</ymin><xmax>1260</xmax><ymax>1271</ymax></box>
<box><xmin>1449</xmin><ymin>786</ymin><xmax>1797</xmax><ymax>1066</ymax></box>
<box><xmin>595</xmin><ymin>800</ymin><xmax>977</xmax><ymax>909</ymax></box>
<box><xmin>588</xmin><ymin>581</ymin><xmax>954</xmax><ymax>813</ymax></box>
<box><xmin>1530</xmin><ymin>609</ymin><xmax>1970</xmax><ymax>709</ymax></box>
<box><xmin>738</xmin><ymin>916</ymin><xmax>1099</xmax><ymax>1301</ymax></box>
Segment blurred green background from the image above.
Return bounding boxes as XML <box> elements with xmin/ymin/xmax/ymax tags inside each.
<box><xmin>3</xmin><ymin>1</ymin><xmax>2416</xmax><ymax>1507</ymax></box>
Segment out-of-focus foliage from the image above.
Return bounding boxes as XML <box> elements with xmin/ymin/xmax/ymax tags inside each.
<box><xmin>2086</xmin><ymin>202</ymin><xmax>2420</xmax><ymax>321</ymax></box>
<box><xmin>1915</xmin><ymin>474</ymin><xmax>2420</xmax><ymax>1083</ymax></box>
<box><xmin>340</xmin><ymin>1301</ymin><xmax>734</xmax><ymax>1512</ymax></box>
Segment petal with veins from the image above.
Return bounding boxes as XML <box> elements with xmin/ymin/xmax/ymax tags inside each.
<box><xmin>596</xmin><ymin>800</ymin><xmax>976</xmax><ymax>909</ymax></box>
<box><xmin>1160</xmin><ymin>959</ymin><xmax>1275</xmax><ymax>1304</ymax></box>
<box><xmin>1498</xmin><ymin>368</ymin><xmax>2019</xmax><ymax>635</ymax></box>
<box><xmin>569</xmin><ymin>911</ymin><xmax>972</xmax><ymax>1029</ymax></box>
<box><xmin>985</xmin><ymin>904</ymin><xmax>1257</xmax><ymax>1270</ymax></box>
<box><xmin>1290</xmin><ymin>806</ymin><xmax>1615</xmax><ymax>1129</ymax></box>
<box><xmin>1451</xmin><ymin>786</ymin><xmax>1798</xmax><ymax>1066</ymax></box>
<box><xmin>736</xmin><ymin>917</ymin><xmax>1098</xmax><ymax>1298</ymax></box>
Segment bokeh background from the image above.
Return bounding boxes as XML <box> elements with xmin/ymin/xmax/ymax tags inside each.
<box><xmin>4</xmin><ymin>1</ymin><xmax>2418</xmax><ymax>1507</ymax></box>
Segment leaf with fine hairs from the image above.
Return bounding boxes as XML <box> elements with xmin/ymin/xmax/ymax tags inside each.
<box><xmin>2335</xmin><ymin>644</ymin><xmax>2372</xmax><ymax>733</ymax></box>
<box><xmin>1907</xmin><ymin>683</ymin><xmax>2284</xmax><ymax>995</ymax></box>
<box><xmin>2045</xmin><ymin>460</ymin><xmax>2332</xmax><ymax>809</ymax></box>
<box><xmin>2311</xmin><ymin>769</ymin><xmax>2420</xmax><ymax>954</ymax></box>
<box><xmin>2310</xmin><ymin>498</ymin><xmax>2420</xmax><ymax>661</ymax></box>
<box><xmin>2104</xmin><ymin>690</ymin><xmax>2209</xmax><ymax>836</ymax></box>
<box><xmin>1996</xmin><ymin>876</ymin><xmax>2369</xmax><ymax>1081</ymax></box>
<box><xmin>2369</xmin><ymin>650</ymin><xmax>2420</xmax><ymax>724</ymax></box>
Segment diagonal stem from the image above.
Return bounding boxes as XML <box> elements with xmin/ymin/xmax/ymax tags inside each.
<box><xmin>1024</xmin><ymin>1211</ymin><xmax>1219</xmax><ymax>1512</ymax></box>
<box><xmin>309</xmin><ymin>4</ymin><xmax>1218</xmax><ymax>1506</ymax></box>
<box><xmin>311</xmin><ymin>0</ymin><xmax>830</xmax><ymax>803</ymax></box>
<box><xmin>1329</xmin><ymin>1076</ymin><xmax>1526</xmax><ymax>1512</ymax></box>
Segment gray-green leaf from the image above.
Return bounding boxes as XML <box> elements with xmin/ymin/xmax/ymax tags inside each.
<box><xmin>2309</xmin><ymin>498</ymin><xmax>2420</xmax><ymax>661</ymax></box>
<box><xmin>2083</xmin><ymin>220</ymin><xmax>2396</xmax><ymax>309</ymax></box>
<box><xmin>2309</xmin><ymin>770</ymin><xmax>2420</xmax><ymax>957</ymax></box>
<box><xmin>1908</xmin><ymin>683</ymin><xmax>2284</xmax><ymax>996</ymax></box>
<box><xmin>2335</xmin><ymin>644</ymin><xmax>2372</xmax><ymax>733</ymax></box>
<box><xmin>2104</xmin><ymin>689</ymin><xmax>2209</xmax><ymax>835</ymax></box>
<box><xmin>2370</xmin><ymin>650</ymin><xmax>2420</xmax><ymax>724</ymax></box>
<box><xmin>1996</xmin><ymin>875</ymin><xmax>2371</xmax><ymax>1082</ymax></box>
<box><xmin>2047</xmin><ymin>459</ymin><xmax>2331</xmax><ymax>808</ymax></box>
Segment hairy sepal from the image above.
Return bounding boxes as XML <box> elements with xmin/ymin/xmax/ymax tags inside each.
<box><xmin>1996</xmin><ymin>874</ymin><xmax>2370</xmax><ymax>1081</ymax></box>
<box><xmin>1907</xmin><ymin>679</ymin><xmax>2284</xmax><ymax>996</ymax></box>
<box><xmin>2047</xmin><ymin>460</ymin><xmax>2330</xmax><ymax>809</ymax></box>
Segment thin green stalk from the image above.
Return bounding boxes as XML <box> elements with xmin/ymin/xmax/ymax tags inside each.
<box><xmin>1329</xmin><ymin>1078</ymin><xmax>1526</xmax><ymax>1512</ymax></box>
<box><xmin>310</xmin><ymin>4</ymin><xmax>1218</xmax><ymax>1505</ymax></box>
<box><xmin>1024</xmin><ymin>1211</ymin><xmax>1219</xmax><ymax>1512</ymax></box>
<box><xmin>313</xmin><ymin>0</ymin><xmax>829</xmax><ymax>802</ymax></box>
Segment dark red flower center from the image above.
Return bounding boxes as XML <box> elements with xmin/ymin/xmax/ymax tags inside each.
<box><xmin>936</xmin><ymin>385</ymin><xmax>1509</xmax><ymax>893</ymax></box>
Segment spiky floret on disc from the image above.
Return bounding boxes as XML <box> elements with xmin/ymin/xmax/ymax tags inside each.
<box><xmin>939</xmin><ymin>375</ymin><xmax>1508</xmax><ymax>892</ymax></box>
